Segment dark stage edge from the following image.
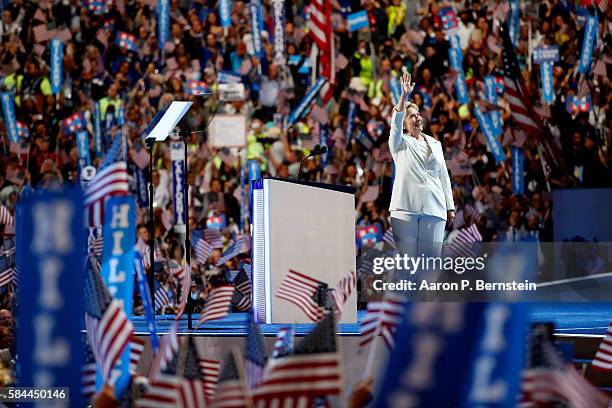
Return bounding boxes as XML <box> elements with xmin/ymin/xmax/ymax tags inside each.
<box><xmin>132</xmin><ymin>303</ymin><xmax>612</xmax><ymax>337</ymax></box>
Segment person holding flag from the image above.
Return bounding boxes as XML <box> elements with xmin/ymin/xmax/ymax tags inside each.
<box><xmin>388</xmin><ymin>73</ymin><xmax>455</xmax><ymax>257</ymax></box>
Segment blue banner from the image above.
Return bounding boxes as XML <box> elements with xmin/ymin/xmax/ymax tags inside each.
<box><xmin>287</xmin><ymin>77</ymin><xmax>326</xmax><ymax>126</ymax></box>
<box><xmin>474</xmin><ymin>106</ymin><xmax>505</xmax><ymax>164</ymax></box>
<box><xmin>76</xmin><ymin>130</ymin><xmax>91</xmax><ymax>171</ymax></box>
<box><xmin>390</xmin><ymin>76</ymin><xmax>401</xmax><ymax>105</ymax></box>
<box><xmin>540</xmin><ymin>62</ymin><xmax>554</xmax><ymax>104</ymax></box>
<box><xmin>346</xmin><ymin>101</ymin><xmax>356</xmax><ymax>145</ymax></box>
<box><xmin>1</xmin><ymin>92</ymin><xmax>19</xmax><ymax>143</ymax></box>
<box><xmin>249</xmin><ymin>0</ymin><xmax>264</xmax><ymax>58</ymax></box>
<box><xmin>448</xmin><ymin>47</ymin><xmax>469</xmax><ymax>104</ymax></box>
<box><xmin>99</xmin><ymin>196</ymin><xmax>136</xmax><ymax>397</ymax></box>
<box><xmin>512</xmin><ymin>147</ymin><xmax>524</xmax><ymax>195</ymax></box>
<box><xmin>578</xmin><ymin>13</ymin><xmax>597</xmax><ymax>74</ymax></box>
<box><xmin>171</xmin><ymin>142</ymin><xmax>186</xmax><ymax>231</ymax></box>
<box><xmin>532</xmin><ymin>45</ymin><xmax>559</xmax><ymax>64</ymax></box>
<box><xmin>50</xmin><ymin>39</ymin><xmax>63</xmax><ymax>95</ymax></box>
<box><xmin>272</xmin><ymin>0</ymin><xmax>285</xmax><ymax>64</ymax></box>
<box><xmin>375</xmin><ymin>303</ymin><xmax>528</xmax><ymax>407</ymax></box>
<box><xmin>134</xmin><ymin>252</ymin><xmax>159</xmax><ymax>352</ymax></box>
<box><xmin>135</xmin><ymin>167</ymin><xmax>148</xmax><ymax>208</ymax></box>
<box><xmin>219</xmin><ymin>0</ymin><xmax>232</xmax><ymax>28</ymax></box>
<box><xmin>17</xmin><ymin>188</ymin><xmax>84</xmax><ymax>407</ymax></box>
<box><xmin>347</xmin><ymin>10</ymin><xmax>369</xmax><ymax>32</ymax></box>
<box><xmin>218</xmin><ymin>70</ymin><xmax>242</xmax><ymax>83</ymax></box>
<box><xmin>158</xmin><ymin>0</ymin><xmax>170</xmax><ymax>50</ymax></box>
<box><xmin>320</xmin><ymin>126</ymin><xmax>329</xmax><ymax>168</ymax></box>
<box><xmin>508</xmin><ymin>0</ymin><xmax>519</xmax><ymax>47</ymax></box>
<box><xmin>484</xmin><ymin>76</ymin><xmax>502</xmax><ymax>136</ymax></box>
<box><xmin>93</xmin><ymin>102</ymin><xmax>103</xmax><ymax>157</ymax></box>
<box><xmin>248</xmin><ymin>160</ymin><xmax>261</xmax><ymax>181</ymax></box>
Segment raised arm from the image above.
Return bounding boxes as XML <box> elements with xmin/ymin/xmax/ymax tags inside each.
<box><xmin>389</xmin><ymin>73</ymin><xmax>415</xmax><ymax>156</ymax></box>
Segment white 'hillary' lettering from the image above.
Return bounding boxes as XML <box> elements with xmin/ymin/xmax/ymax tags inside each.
<box><xmin>51</xmin><ymin>40</ymin><xmax>62</xmax><ymax>91</ymax></box>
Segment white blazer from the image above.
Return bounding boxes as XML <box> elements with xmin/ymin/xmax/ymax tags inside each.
<box><xmin>389</xmin><ymin>110</ymin><xmax>455</xmax><ymax>221</ymax></box>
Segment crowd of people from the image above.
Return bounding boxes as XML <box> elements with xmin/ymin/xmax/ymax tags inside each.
<box><xmin>0</xmin><ymin>0</ymin><xmax>610</xmax><ymax>354</ymax></box>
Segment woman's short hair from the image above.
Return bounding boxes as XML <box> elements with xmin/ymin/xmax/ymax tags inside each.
<box><xmin>405</xmin><ymin>102</ymin><xmax>419</xmax><ymax>112</ymax></box>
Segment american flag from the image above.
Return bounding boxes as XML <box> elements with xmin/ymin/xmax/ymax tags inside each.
<box><xmin>33</xmin><ymin>8</ymin><xmax>47</xmax><ymax>22</ymax></box>
<box><xmin>33</xmin><ymin>25</ymin><xmax>56</xmax><ymax>42</ymax></box>
<box><xmin>137</xmin><ymin>373</ymin><xmax>180</xmax><ymax>407</ymax></box>
<box><xmin>82</xmin><ymin>335</ymin><xmax>97</xmax><ymax>402</ymax></box>
<box><xmin>192</xmin><ymin>230</ymin><xmax>214</xmax><ymax>264</ymax></box>
<box><xmin>232</xmin><ymin>269</ymin><xmax>252</xmax><ymax>311</ymax></box>
<box><xmin>95</xmin><ymin>28</ymin><xmax>110</xmax><ymax>47</ymax></box>
<box><xmin>197</xmin><ymin>286</ymin><xmax>235</xmax><ymax>326</ymax></box>
<box><xmin>406</xmin><ymin>29</ymin><xmax>425</xmax><ymax>46</ymax></box>
<box><xmin>54</xmin><ymin>27</ymin><xmax>72</xmax><ymax>43</ymax></box>
<box><xmin>130</xmin><ymin>336</ymin><xmax>146</xmax><ymax>375</ymax></box>
<box><xmin>154</xmin><ymin>283</ymin><xmax>172</xmax><ymax>313</ymax></box>
<box><xmin>175</xmin><ymin>264</ymin><xmax>191</xmax><ymax>319</ymax></box>
<box><xmin>178</xmin><ymin>336</ymin><xmax>208</xmax><ymax>408</ymax></box>
<box><xmin>204</xmin><ymin>229</ymin><xmax>224</xmax><ymax>248</ymax></box>
<box><xmin>301</xmin><ymin>121</ymin><xmax>321</xmax><ymax>150</ymax></box>
<box><xmin>216</xmin><ymin>235</ymin><xmax>250</xmax><ymax>266</ymax></box>
<box><xmin>87</xmin><ymin>227</ymin><xmax>104</xmax><ymax>257</ymax></box>
<box><xmin>253</xmin><ymin>313</ymin><xmax>341</xmax><ymax>406</ymax></box>
<box><xmin>272</xmin><ymin>327</ymin><xmax>295</xmax><ymax>359</ymax></box>
<box><xmin>501</xmin><ymin>23</ymin><xmax>564</xmax><ymax>170</ymax></box>
<box><xmin>276</xmin><ymin>269</ymin><xmax>325</xmax><ymax>322</ymax></box>
<box><xmin>383</xmin><ymin>228</ymin><xmax>396</xmax><ymax>248</ymax></box>
<box><xmin>310</xmin><ymin>104</ymin><xmax>329</xmax><ymax>125</ymax></box>
<box><xmin>331</xmin><ymin>271</ymin><xmax>356</xmax><ymax>314</ymax></box>
<box><xmin>592</xmin><ymin>322</ymin><xmax>612</xmax><ymax>371</ymax></box>
<box><xmin>441</xmin><ymin>223</ymin><xmax>482</xmax><ymax>259</ymax></box>
<box><xmin>0</xmin><ymin>256</ymin><xmax>12</xmax><ymax>289</ymax></box>
<box><xmin>199</xmin><ymin>358</ymin><xmax>221</xmax><ymax>402</ymax></box>
<box><xmin>308</xmin><ymin>0</ymin><xmax>335</xmax><ymax>103</ymax></box>
<box><xmin>593</xmin><ymin>59</ymin><xmax>607</xmax><ymax>78</ymax></box>
<box><xmin>359</xmin><ymin>297</ymin><xmax>406</xmax><ymax>351</ymax></box>
<box><xmin>360</xmin><ymin>185</ymin><xmax>380</xmax><ymax>203</ymax></box>
<box><xmin>210</xmin><ymin>352</ymin><xmax>248</xmax><ymax>408</ymax></box>
<box><xmin>84</xmin><ymin>134</ymin><xmax>129</xmax><ymax>227</ymax></box>
<box><xmin>136</xmin><ymin>237</ymin><xmax>152</xmax><ymax>271</ymax></box>
<box><xmin>148</xmin><ymin>320</ymin><xmax>180</xmax><ymax>380</ymax></box>
<box><xmin>83</xmin><ymin>257</ymin><xmax>134</xmax><ymax>384</ymax></box>
<box><xmin>131</xmin><ymin>144</ymin><xmax>150</xmax><ymax>170</ymax></box>
<box><xmin>331</xmin><ymin>127</ymin><xmax>347</xmax><ymax>150</ymax></box>
<box><xmin>168</xmin><ymin>260</ymin><xmax>185</xmax><ymax>281</ymax></box>
<box><xmin>0</xmin><ymin>205</ymin><xmax>14</xmax><ymax>227</ymax></box>
<box><xmin>335</xmin><ymin>53</ymin><xmax>349</xmax><ymax>71</ymax></box>
<box><xmin>238</xmin><ymin>58</ymin><xmax>253</xmax><ymax>75</ymax></box>
<box><xmin>277</xmin><ymin>91</ymin><xmax>291</xmax><ymax>115</ymax></box>
<box><xmin>245</xmin><ymin>314</ymin><xmax>268</xmax><ymax>389</ymax></box>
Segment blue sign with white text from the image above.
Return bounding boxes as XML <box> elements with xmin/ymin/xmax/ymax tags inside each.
<box><xmin>17</xmin><ymin>189</ymin><xmax>84</xmax><ymax>407</ymax></box>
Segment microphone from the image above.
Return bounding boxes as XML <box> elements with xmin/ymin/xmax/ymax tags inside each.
<box><xmin>296</xmin><ymin>145</ymin><xmax>328</xmax><ymax>180</ymax></box>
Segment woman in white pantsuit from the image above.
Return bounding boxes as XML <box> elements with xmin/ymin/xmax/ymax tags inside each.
<box><xmin>389</xmin><ymin>74</ymin><xmax>455</xmax><ymax>257</ymax></box>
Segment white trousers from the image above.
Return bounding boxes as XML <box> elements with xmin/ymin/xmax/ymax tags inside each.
<box><xmin>390</xmin><ymin>212</ymin><xmax>446</xmax><ymax>258</ymax></box>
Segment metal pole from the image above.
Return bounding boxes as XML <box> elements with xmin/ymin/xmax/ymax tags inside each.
<box><xmin>147</xmin><ymin>140</ymin><xmax>156</xmax><ymax>306</ymax></box>
<box><xmin>183</xmin><ymin>134</ymin><xmax>193</xmax><ymax>329</ymax></box>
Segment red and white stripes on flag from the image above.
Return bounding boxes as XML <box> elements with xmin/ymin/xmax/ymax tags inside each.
<box><xmin>197</xmin><ymin>286</ymin><xmax>235</xmax><ymax>326</ymax></box>
<box><xmin>331</xmin><ymin>271</ymin><xmax>356</xmax><ymax>314</ymax></box>
<box><xmin>199</xmin><ymin>359</ymin><xmax>221</xmax><ymax>402</ymax></box>
<box><xmin>0</xmin><ymin>205</ymin><xmax>14</xmax><ymax>226</ymax></box>
<box><xmin>310</xmin><ymin>104</ymin><xmax>329</xmax><ymax>125</ymax></box>
<box><xmin>84</xmin><ymin>162</ymin><xmax>129</xmax><ymax>227</ymax></box>
<box><xmin>360</xmin><ymin>185</ymin><xmax>380</xmax><ymax>203</ymax></box>
<box><xmin>276</xmin><ymin>269</ymin><xmax>325</xmax><ymax>322</ymax></box>
<box><xmin>592</xmin><ymin>322</ymin><xmax>612</xmax><ymax>371</ymax></box>
<box><xmin>239</xmin><ymin>58</ymin><xmax>253</xmax><ymax>75</ymax></box>
<box><xmin>383</xmin><ymin>227</ymin><xmax>395</xmax><ymax>248</ymax></box>
<box><xmin>130</xmin><ymin>336</ymin><xmax>146</xmax><ymax>375</ymax></box>
<box><xmin>84</xmin><ymin>299</ymin><xmax>134</xmax><ymax>384</ymax></box>
<box><xmin>33</xmin><ymin>25</ymin><xmax>55</xmax><ymax>42</ymax></box>
<box><xmin>308</xmin><ymin>0</ymin><xmax>335</xmax><ymax>103</ymax></box>
<box><xmin>0</xmin><ymin>267</ymin><xmax>14</xmax><ymax>288</ymax></box>
<box><xmin>332</xmin><ymin>127</ymin><xmax>347</xmax><ymax>150</ymax></box>
<box><xmin>136</xmin><ymin>373</ymin><xmax>180</xmax><ymax>407</ymax></box>
<box><xmin>359</xmin><ymin>298</ymin><xmax>405</xmax><ymax>351</ymax></box>
<box><xmin>178</xmin><ymin>379</ymin><xmax>207</xmax><ymax>408</ymax></box>
<box><xmin>442</xmin><ymin>223</ymin><xmax>482</xmax><ymax>259</ymax></box>
<box><xmin>335</xmin><ymin>53</ymin><xmax>349</xmax><ymax>71</ymax></box>
<box><xmin>131</xmin><ymin>146</ymin><xmax>150</xmax><ymax>170</ymax></box>
<box><xmin>175</xmin><ymin>264</ymin><xmax>191</xmax><ymax>319</ymax></box>
<box><xmin>148</xmin><ymin>321</ymin><xmax>180</xmax><ymax>380</ymax></box>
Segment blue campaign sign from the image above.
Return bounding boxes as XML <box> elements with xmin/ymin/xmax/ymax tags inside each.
<box><xmin>219</xmin><ymin>0</ymin><xmax>232</xmax><ymax>28</ymax></box>
<box><xmin>76</xmin><ymin>130</ymin><xmax>91</xmax><ymax>171</ymax></box>
<box><xmin>18</xmin><ymin>188</ymin><xmax>84</xmax><ymax>406</ymax></box>
<box><xmin>1</xmin><ymin>92</ymin><xmax>19</xmax><ymax>144</ymax></box>
<box><xmin>171</xmin><ymin>142</ymin><xmax>186</xmax><ymax>229</ymax></box>
<box><xmin>474</xmin><ymin>106</ymin><xmax>505</xmax><ymax>164</ymax></box>
<box><xmin>347</xmin><ymin>10</ymin><xmax>369</xmax><ymax>32</ymax></box>
<box><xmin>250</xmin><ymin>0</ymin><xmax>264</xmax><ymax>58</ymax></box>
<box><xmin>532</xmin><ymin>45</ymin><xmax>559</xmax><ymax>64</ymax></box>
<box><xmin>375</xmin><ymin>303</ymin><xmax>528</xmax><ymax>407</ymax></box>
<box><xmin>50</xmin><ymin>39</ymin><xmax>63</xmax><ymax>95</ymax></box>
<box><xmin>512</xmin><ymin>147</ymin><xmax>524</xmax><ymax>195</ymax></box>
<box><xmin>158</xmin><ymin>0</ymin><xmax>170</xmax><ymax>50</ymax></box>
<box><xmin>99</xmin><ymin>196</ymin><xmax>136</xmax><ymax>398</ymax></box>
<box><xmin>248</xmin><ymin>160</ymin><xmax>261</xmax><ymax>181</ymax></box>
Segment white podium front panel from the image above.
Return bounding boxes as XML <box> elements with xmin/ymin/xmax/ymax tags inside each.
<box><xmin>252</xmin><ymin>179</ymin><xmax>356</xmax><ymax>323</ymax></box>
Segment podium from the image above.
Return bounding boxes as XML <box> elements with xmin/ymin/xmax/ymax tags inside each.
<box><xmin>251</xmin><ymin>178</ymin><xmax>357</xmax><ymax>324</ymax></box>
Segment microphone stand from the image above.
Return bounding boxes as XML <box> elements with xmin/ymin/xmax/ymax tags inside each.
<box><xmin>296</xmin><ymin>145</ymin><xmax>327</xmax><ymax>181</ymax></box>
<box><xmin>146</xmin><ymin>138</ymin><xmax>156</xmax><ymax>303</ymax></box>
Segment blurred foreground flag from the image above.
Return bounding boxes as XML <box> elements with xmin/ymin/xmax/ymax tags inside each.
<box><xmin>17</xmin><ymin>188</ymin><xmax>85</xmax><ymax>406</ymax></box>
<box><xmin>592</xmin><ymin>322</ymin><xmax>612</xmax><ymax>371</ymax></box>
<box><xmin>374</xmin><ymin>303</ymin><xmax>528</xmax><ymax>407</ymax></box>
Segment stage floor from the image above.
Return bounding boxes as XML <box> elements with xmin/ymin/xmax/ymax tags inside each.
<box><xmin>133</xmin><ymin>303</ymin><xmax>612</xmax><ymax>337</ymax></box>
